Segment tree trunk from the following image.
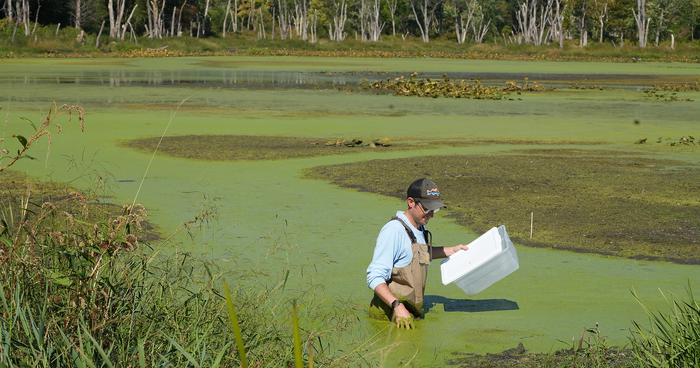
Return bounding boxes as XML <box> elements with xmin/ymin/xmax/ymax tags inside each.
<box><xmin>5</xmin><ymin>0</ymin><xmax>14</xmax><ymax>22</ymax></box>
<box><xmin>654</xmin><ymin>8</ymin><xmax>664</xmax><ymax>46</ymax></box>
<box><xmin>632</xmin><ymin>0</ymin><xmax>648</xmax><ymax>48</ymax></box>
<box><xmin>328</xmin><ymin>0</ymin><xmax>347</xmax><ymax>41</ymax></box>
<box><xmin>386</xmin><ymin>0</ymin><xmax>397</xmax><ymax>36</ymax></box>
<box><xmin>74</xmin><ymin>0</ymin><xmax>81</xmax><ymax>29</ymax></box>
<box><xmin>411</xmin><ymin>0</ymin><xmax>434</xmax><ymax>42</ymax></box>
<box><xmin>223</xmin><ymin>0</ymin><xmax>231</xmax><ymax>37</ymax></box>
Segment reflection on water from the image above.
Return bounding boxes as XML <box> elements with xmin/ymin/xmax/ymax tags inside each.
<box><xmin>1</xmin><ymin>70</ymin><xmax>355</xmax><ymax>89</ymax></box>
<box><xmin>0</xmin><ymin>69</ymin><xmax>669</xmax><ymax>90</ymax></box>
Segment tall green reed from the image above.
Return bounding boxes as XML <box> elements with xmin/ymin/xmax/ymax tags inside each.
<box><xmin>630</xmin><ymin>285</ymin><xmax>700</xmax><ymax>368</ymax></box>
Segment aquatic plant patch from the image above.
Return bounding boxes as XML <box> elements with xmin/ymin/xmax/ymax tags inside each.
<box><xmin>124</xmin><ymin>135</ymin><xmax>412</xmax><ymax>161</ymax></box>
<box><xmin>363</xmin><ymin>74</ymin><xmax>544</xmax><ymax>100</ymax></box>
<box><xmin>307</xmin><ymin>149</ymin><xmax>700</xmax><ymax>263</ymax></box>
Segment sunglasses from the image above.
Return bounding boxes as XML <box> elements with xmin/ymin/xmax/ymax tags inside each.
<box><xmin>416</xmin><ymin>201</ymin><xmax>439</xmax><ymax>215</ymax></box>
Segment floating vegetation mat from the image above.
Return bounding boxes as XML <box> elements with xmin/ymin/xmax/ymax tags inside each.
<box><xmin>125</xmin><ymin>135</ymin><xmax>410</xmax><ymax>161</ymax></box>
<box><xmin>307</xmin><ymin>149</ymin><xmax>700</xmax><ymax>263</ymax></box>
<box><xmin>363</xmin><ymin>73</ymin><xmax>544</xmax><ymax>100</ymax></box>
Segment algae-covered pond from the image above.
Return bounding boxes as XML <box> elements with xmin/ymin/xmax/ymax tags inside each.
<box><xmin>2</xmin><ymin>56</ymin><xmax>699</xmax><ymax>366</ymax></box>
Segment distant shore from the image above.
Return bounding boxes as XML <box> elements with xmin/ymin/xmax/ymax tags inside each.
<box><xmin>2</xmin><ymin>31</ymin><xmax>699</xmax><ymax>62</ymax></box>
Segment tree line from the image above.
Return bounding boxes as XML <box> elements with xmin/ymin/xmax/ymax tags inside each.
<box><xmin>1</xmin><ymin>0</ymin><xmax>699</xmax><ymax>47</ymax></box>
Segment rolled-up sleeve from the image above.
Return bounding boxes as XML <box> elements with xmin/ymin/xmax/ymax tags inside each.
<box><xmin>366</xmin><ymin>222</ymin><xmax>409</xmax><ymax>290</ymax></box>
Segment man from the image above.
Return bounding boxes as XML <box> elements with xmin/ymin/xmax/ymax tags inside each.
<box><xmin>367</xmin><ymin>178</ymin><xmax>469</xmax><ymax>329</ymax></box>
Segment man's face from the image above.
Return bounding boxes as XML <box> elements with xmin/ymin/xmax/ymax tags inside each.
<box><xmin>407</xmin><ymin>198</ymin><xmax>435</xmax><ymax>226</ymax></box>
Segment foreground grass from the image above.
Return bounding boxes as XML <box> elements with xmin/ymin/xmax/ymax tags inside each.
<box><xmin>0</xmin><ymin>170</ymin><xmax>366</xmax><ymax>367</ymax></box>
<box><xmin>307</xmin><ymin>148</ymin><xmax>700</xmax><ymax>263</ymax></box>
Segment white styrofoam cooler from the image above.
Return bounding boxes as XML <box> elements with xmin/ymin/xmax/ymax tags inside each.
<box><xmin>440</xmin><ymin>225</ymin><xmax>519</xmax><ymax>295</ymax></box>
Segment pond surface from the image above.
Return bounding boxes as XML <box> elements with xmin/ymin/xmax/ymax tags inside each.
<box><xmin>2</xmin><ymin>56</ymin><xmax>699</xmax><ymax>367</ymax></box>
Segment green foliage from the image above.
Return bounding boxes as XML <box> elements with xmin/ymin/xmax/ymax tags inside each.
<box><xmin>630</xmin><ymin>286</ymin><xmax>700</xmax><ymax>368</ymax></box>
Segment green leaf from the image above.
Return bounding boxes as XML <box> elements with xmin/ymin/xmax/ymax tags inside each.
<box><xmin>49</xmin><ymin>271</ymin><xmax>73</xmax><ymax>287</ymax></box>
<box><xmin>20</xmin><ymin>117</ymin><xmax>38</xmax><ymax>131</ymax></box>
<box><xmin>165</xmin><ymin>336</ymin><xmax>200</xmax><ymax>368</ymax></box>
<box><xmin>138</xmin><ymin>338</ymin><xmax>146</xmax><ymax>368</ymax></box>
<box><xmin>14</xmin><ymin>135</ymin><xmax>28</xmax><ymax>149</ymax></box>
<box><xmin>224</xmin><ymin>281</ymin><xmax>248</xmax><ymax>368</ymax></box>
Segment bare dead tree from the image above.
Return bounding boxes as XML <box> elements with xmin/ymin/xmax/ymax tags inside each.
<box><xmin>550</xmin><ymin>0</ymin><xmax>565</xmax><ymax>48</ymax></box>
<box><xmin>359</xmin><ymin>0</ymin><xmax>368</xmax><ymax>40</ymax></box>
<box><xmin>593</xmin><ymin>0</ymin><xmax>608</xmax><ymax>43</ymax></box>
<box><xmin>293</xmin><ymin>0</ymin><xmax>309</xmax><ymax>40</ymax></box>
<box><xmin>201</xmin><ymin>0</ymin><xmax>210</xmax><ymax>36</ymax></box>
<box><xmin>96</xmin><ymin>20</ymin><xmax>105</xmax><ymax>47</ymax></box>
<box><xmin>577</xmin><ymin>0</ymin><xmax>588</xmax><ymax>46</ymax></box>
<box><xmin>246</xmin><ymin>0</ymin><xmax>255</xmax><ymax>30</ymax></box>
<box><xmin>107</xmin><ymin>0</ymin><xmax>127</xmax><ymax>38</ymax></box>
<box><xmin>309</xmin><ymin>8</ymin><xmax>318</xmax><ymax>42</ymax></box>
<box><xmin>515</xmin><ymin>0</ymin><xmax>553</xmax><ymax>45</ymax></box>
<box><xmin>277</xmin><ymin>0</ymin><xmax>292</xmax><ymax>39</ymax></box>
<box><xmin>223</xmin><ymin>0</ymin><xmax>231</xmax><ymax>36</ymax></box>
<box><xmin>327</xmin><ymin>0</ymin><xmax>347</xmax><ymax>41</ymax></box>
<box><xmin>385</xmin><ymin>0</ymin><xmax>398</xmax><ymax>36</ymax></box>
<box><xmin>455</xmin><ymin>0</ymin><xmax>476</xmax><ymax>44</ymax></box>
<box><xmin>30</xmin><ymin>2</ymin><xmax>40</xmax><ymax>36</ymax></box>
<box><xmin>471</xmin><ymin>2</ymin><xmax>490</xmax><ymax>43</ymax></box>
<box><xmin>654</xmin><ymin>6</ymin><xmax>666</xmax><ymax>46</ymax></box>
<box><xmin>368</xmin><ymin>0</ymin><xmax>383</xmax><ymax>41</ymax></box>
<box><xmin>74</xmin><ymin>0</ymin><xmax>81</xmax><ymax>29</ymax></box>
<box><xmin>145</xmin><ymin>0</ymin><xmax>165</xmax><ymax>38</ymax></box>
<box><xmin>411</xmin><ymin>0</ymin><xmax>441</xmax><ymax>42</ymax></box>
<box><xmin>257</xmin><ymin>8</ymin><xmax>266</xmax><ymax>39</ymax></box>
<box><xmin>17</xmin><ymin>0</ymin><xmax>31</xmax><ymax>36</ymax></box>
<box><xmin>120</xmin><ymin>5</ymin><xmax>137</xmax><ymax>40</ymax></box>
<box><xmin>632</xmin><ymin>0</ymin><xmax>650</xmax><ymax>48</ymax></box>
<box><xmin>5</xmin><ymin>0</ymin><xmax>14</xmax><ymax>22</ymax></box>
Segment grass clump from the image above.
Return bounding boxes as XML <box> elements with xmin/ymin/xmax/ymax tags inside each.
<box><xmin>125</xmin><ymin>135</ymin><xmax>409</xmax><ymax>161</ymax></box>
<box><xmin>307</xmin><ymin>148</ymin><xmax>700</xmax><ymax>263</ymax></box>
<box><xmin>630</xmin><ymin>286</ymin><xmax>700</xmax><ymax>368</ymax></box>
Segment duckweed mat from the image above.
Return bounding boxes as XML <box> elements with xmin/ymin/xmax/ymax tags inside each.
<box><xmin>124</xmin><ymin>135</ymin><xmax>409</xmax><ymax>161</ymax></box>
<box><xmin>307</xmin><ymin>149</ymin><xmax>700</xmax><ymax>263</ymax></box>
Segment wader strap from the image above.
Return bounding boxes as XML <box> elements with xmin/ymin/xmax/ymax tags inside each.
<box><xmin>391</xmin><ymin>217</ymin><xmax>417</xmax><ymax>243</ymax></box>
<box><xmin>391</xmin><ymin>216</ymin><xmax>433</xmax><ymax>260</ymax></box>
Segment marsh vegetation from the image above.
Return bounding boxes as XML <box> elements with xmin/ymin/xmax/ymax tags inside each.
<box><xmin>125</xmin><ymin>135</ymin><xmax>406</xmax><ymax>161</ymax></box>
<box><xmin>2</xmin><ymin>56</ymin><xmax>699</xmax><ymax>366</ymax></box>
<box><xmin>307</xmin><ymin>148</ymin><xmax>700</xmax><ymax>263</ymax></box>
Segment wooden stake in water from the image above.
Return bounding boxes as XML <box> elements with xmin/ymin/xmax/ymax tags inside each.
<box><xmin>530</xmin><ymin>212</ymin><xmax>534</xmax><ymax>239</ymax></box>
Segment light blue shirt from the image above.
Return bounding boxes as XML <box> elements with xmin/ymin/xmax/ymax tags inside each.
<box><xmin>366</xmin><ymin>211</ymin><xmax>427</xmax><ymax>290</ymax></box>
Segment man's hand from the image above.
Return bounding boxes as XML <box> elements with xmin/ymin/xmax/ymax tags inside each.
<box><xmin>393</xmin><ymin>303</ymin><xmax>415</xmax><ymax>329</ymax></box>
<box><xmin>444</xmin><ymin>244</ymin><xmax>469</xmax><ymax>257</ymax></box>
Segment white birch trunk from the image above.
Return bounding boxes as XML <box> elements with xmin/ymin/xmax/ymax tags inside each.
<box><xmin>386</xmin><ymin>0</ymin><xmax>398</xmax><ymax>36</ymax></box>
<box><xmin>632</xmin><ymin>0</ymin><xmax>649</xmax><ymax>48</ymax></box>
<box><xmin>411</xmin><ymin>0</ymin><xmax>436</xmax><ymax>42</ymax></box>
<box><xmin>328</xmin><ymin>0</ymin><xmax>347</xmax><ymax>41</ymax></box>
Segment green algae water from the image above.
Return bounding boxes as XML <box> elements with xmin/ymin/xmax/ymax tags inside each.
<box><xmin>2</xmin><ymin>57</ymin><xmax>699</xmax><ymax>366</ymax></box>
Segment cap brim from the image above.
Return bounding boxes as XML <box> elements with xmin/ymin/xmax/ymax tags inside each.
<box><xmin>421</xmin><ymin>199</ymin><xmax>445</xmax><ymax>212</ymax></box>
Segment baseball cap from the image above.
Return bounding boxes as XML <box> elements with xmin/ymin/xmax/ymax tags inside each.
<box><xmin>406</xmin><ymin>178</ymin><xmax>445</xmax><ymax>212</ymax></box>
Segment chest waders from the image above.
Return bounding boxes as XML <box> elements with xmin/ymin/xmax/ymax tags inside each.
<box><xmin>369</xmin><ymin>217</ymin><xmax>432</xmax><ymax>321</ymax></box>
